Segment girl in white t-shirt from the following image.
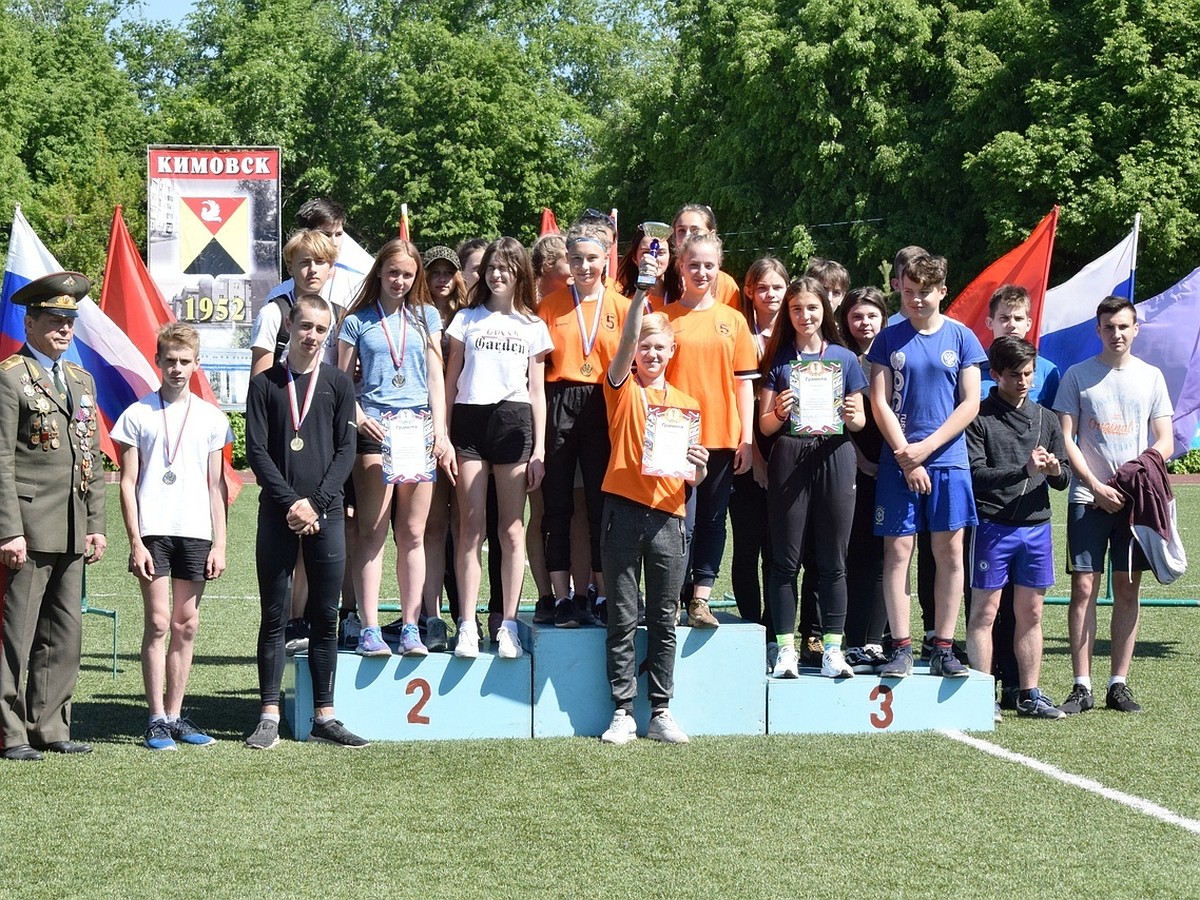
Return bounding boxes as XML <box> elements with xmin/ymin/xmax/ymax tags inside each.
<box><xmin>444</xmin><ymin>237</ymin><xmax>553</xmax><ymax>659</ymax></box>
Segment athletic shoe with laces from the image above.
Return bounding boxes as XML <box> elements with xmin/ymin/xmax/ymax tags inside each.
<box><xmin>821</xmin><ymin>646</ymin><xmax>855</xmax><ymax>678</ymax></box>
<box><xmin>686</xmin><ymin>599</ymin><xmax>719</xmax><ymax>628</ymax></box>
<box><xmin>772</xmin><ymin>645</ymin><xmax>799</xmax><ymax>679</ymax></box>
<box><xmin>645</xmin><ymin>710</ymin><xmax>689</xmax><ymax>744</ymax></box>
<box><xmin>1058</xmin><ymin>684</ymin><xmax>1094</xmax><ymax>715</ymax></box>
<box><xmin>766</xmin><ymin>642</ymin><xmax>779</xmax><ymax>675</ymax></box>
<box><xmin>284</xmin><ymin>618</ymin><xmax>310</xmax><ymax>655</ymax></box>
<box><xmin>244</xmin><ymin>719</ymin><xmax>280</xmax><ymax>750</ymax></box>
<box><xmin>929</xmin><ymin>646</ymin><xmax>969</xmax><ymax>678</ymax></box>
<box><xmin>356</xmin><ymin>625</ymin><xmax>392</xmax><ymax>657</ymax></box>
<box><xmin>424</xmin><ymin>616</ymin><xmax>449</xmax><ymax>653</ymax></box>
<box><xmin>1017</xmin><ymin>689</ymin><xmax>1066</xmax><ymax>719</ymax></box>
<box><xmin>399</xmin><ymin>624</ymin><xmax>429</xmax><ymax>657</ymax></box>
<box><xmin>999</xmin><ymin>685</ymin><xmax>1021</xmax><ymax>710</ymax></box>
<box><xmin>880</xmin><ymin>644</ymin><xmax>914</xmax><ymax>678</ymax></box>
<box><xmin>593</xmin><ymin>597</ymin><xmax>608</xmax><ymax>626</ymax></box>
<box><xmin>600</xmin><ymin>709</ymin><xmax>637</xmax><ymax>745</ymax></box>
<box><xmin>574</xmin><ymin>594</ymin><xmax>596</xmax><ymax>627</ymax></box>
<box><xmin>307</xmin><ymin>718</ymin><xmax>370</xmax><ymax>748</ymax></box>
<box><xmin>1105</xmin><ymin>682</ymin><xmax>1142</xmax><ymax>713</ymax></box>
<box><xmin>339</xmin><ymin>612</ymin><xmax>362</xmax><ymax>649</ymax></box>
<box><xmin>380</xmin><ymin>617</ymin><xmax>405</xmax><ymax>640</ymax></box>
<box><xmin>554</xmin><ymin>598</ymin><xmax>578</xmax><ymax>628</ymax></box>
<box><xmin>144</xmin><ymin>720</ymin><xmax>177</xmax><ymax>751</ymax></box>
<box><xmin>454</xmin><ymin>619</ymin><xmax>480</xmax><ymax>658</ymax></box>
<box><xmin>533</xmin><ymin>595</ymin><xmax>556</xmax><ymax>624</ymax></box>
<box><xmin>844</xmin><ymin>646</ymin><xmax>879</xmax><ymax>674</ymax></box>
<box><xmin>496</xmin><ymin>625</ymin><xmax>524</xmax><ymax>659</ymax></box>
<box><xmin>171</xmin><ymin>716</ymin><xmax>216</xmax><ymax>747</ymax></box>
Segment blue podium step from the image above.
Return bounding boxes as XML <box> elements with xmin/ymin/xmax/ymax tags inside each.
<box><xmin>766</xmin><ymin>664</ymin><xmax>996</xmax><ymax>734</ymax></box>
<box><xmin>284</xmin><ymin>648</ymin><xmax>532</xmax><ymax>741</ymax></box>
<box><xmin>519</xmin><ymin>613</ymin><xmax>767</xmax><ymax>738</ymax></box>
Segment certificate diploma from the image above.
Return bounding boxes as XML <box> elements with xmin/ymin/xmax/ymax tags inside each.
<box><xmin>789</xmin><ymin>359</ymin><xmax>843</xmax><ymax>436</ymax></box>
<box><xmin>642</xmin><ymin>405</ymin><xmax>701</xmax><ymax>479</ymax></box>
<box><xmin>381</xmin><ymin>409</ymin><xmax>435</xmax><ymax>483</ymax></box>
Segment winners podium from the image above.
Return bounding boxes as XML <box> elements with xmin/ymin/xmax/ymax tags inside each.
<box><xmin>284</xmin><ymin>615</ymin><xmax>994</xmax><ymax>741</ymax></box>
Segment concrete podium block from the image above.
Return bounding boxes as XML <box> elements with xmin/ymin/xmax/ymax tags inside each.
<box><xmin>521</xmin><ymin>614</ymin><xmax>767</xmax><ymax>738</ymax></box>
<box><xmin>766</xmin><ymin>664</ymin><xmax>996</xmax><ymax>734</ymax></box>
<box><xmin>284</xmin><ymin>649</ymin><xmax>532</xmax><ymax>741</ymax></box>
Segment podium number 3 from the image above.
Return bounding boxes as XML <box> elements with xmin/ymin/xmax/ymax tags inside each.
<box><xmin>868</xmin><ymin>684</ymin><xmax>894</xmax><ymax>729</ymax></box>
<box><xmin>406</xmin><ymin>678</ymin><xmax>431</xmax><ymax>725</ymax></box>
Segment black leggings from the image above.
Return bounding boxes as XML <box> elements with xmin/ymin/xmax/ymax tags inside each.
<box><xmin>684</xmin><ymin>448</ymin><xmax>736</xmax><ymax>590</ymax></box>
<box><xmin>541</xmin><ymin>382</ymin><xmax>610</xmax><ymax>573</ymax></box>
<box><xmin>844</xmin><ymin>469</ymin><xmax>887</xmax><ymax>647</ymax></box>
<box><xmin>766</xmin><ymin>437</ymin><xmax>855</xmax><ymax>638</ymax></box>
<box><xmin>728</xmin><ymin>470</ymin><xmax>773</xmax><ymax>633</ymax></box>
<box><xmin>256</xmin><ymin>504</ymin><xmax>345</xmax><ymax>707</ymax></box>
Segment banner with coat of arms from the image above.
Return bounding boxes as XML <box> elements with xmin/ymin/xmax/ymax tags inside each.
<box><xmin>146</xmin><ymin>145</ymin><xmax>281</xmax><ymax>409</ymax></box>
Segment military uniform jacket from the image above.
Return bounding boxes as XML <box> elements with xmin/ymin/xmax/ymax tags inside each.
<box><xmin>0</xmin><ymin>347</ymin><xmax>105</xmax><ymax>554</ymax></box>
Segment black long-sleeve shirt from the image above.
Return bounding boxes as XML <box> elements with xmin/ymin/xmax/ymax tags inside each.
<box><xmin>966</xmin><ymin>389</ymin><xmax>1070</xmax><ymax>525</ymax></box>
<box><xmin>246</xmin><ymin>362</ymin><xmax>356</xmax><ymax>514</ymax></box>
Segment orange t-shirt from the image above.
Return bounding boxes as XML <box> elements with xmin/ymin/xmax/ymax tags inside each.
<box><xmin>537</xmin><ymin>285</ymin><xmax>630</xmax><ymax>384</ymax></box>
<box><xmin>602</xmin><ymin>374</ymin><xmax>700</xmax><ymax>517</ymax></box>
<box><xmin>646</xmin><ymin>269</ymin><xmax>741</xmax><ymax>313</ymax></box>
<box><xmin>662</xmin><ymin>301</ymin><xmax>758</xmax><ymax>448</ymax></box>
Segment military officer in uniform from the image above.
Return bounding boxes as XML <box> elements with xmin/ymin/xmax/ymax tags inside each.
<box><xmin>0</xmin><ymin>271</ymin><xmax>106</xmax><ymax>761</ymax></box>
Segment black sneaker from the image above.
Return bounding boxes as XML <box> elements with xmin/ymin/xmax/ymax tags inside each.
<box><xmin>284</xmin><ymin>618</ymin><xmax>310</xmax><ymax>655</ymax></box>
<box><xmin>1105</xmin><ymin>682</ymin><xmax>1142</xmax><ymax>713</ymax></box>
<box><xmin>553</xmin><ymin>598</ymin><xmax>578</xmax><ymax>628</ymax></box>
<box><xmin>929</xmin><ymin>646</ymin><xmax>969</xmax><ymax>678</ymax></box>
<box><xmin>533</xmin><ymin>595</ymin><xmax>556</xmax><ymax>624</ymax></box>
<box><xmin>593</xmin><ymin>597</ymin><xmax>608</xmax><ymax>627</ymax></box>
<box><xmin>380</xmin><ymin>617</ymin><xmax>405</xmax><ymax>641</ymax></box>
<box><xmin>307</xmin><ymin>718</ymin><xmax>370</xmax><ymax>748</ymax></box>
<box><xmin>574</xmin><ymin>594</ymin><xmax>596</xmax><ymax>627</ymax></box>
<box><xmin>424</xmin><ymin>617</ymin><xmax>449</xmax><ymax>653</ymax></box>
<box><xmin>1058</xmin><ymin>684</ymin><xmax>1095</xmax><ymax>715</ymax></box>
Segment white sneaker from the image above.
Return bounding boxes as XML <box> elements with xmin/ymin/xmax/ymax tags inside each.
<box><xmin>645</xmin><ymin>710</ymin><xmax>689</xmax><ymax>744</ymax></box>
<box><xmin>496</xmin><ymin>624</ymin><xmax>523</xmax><ymax>659</ymax></box>
<box><xmin>821</xmin><ymin>646</ymin><xmax>855</xmax><ymax>678</ymax></box>
<box><xmin>600</xmin><ymin>709</ymin><xmax>637</xmax><ymax>745</ymax></box>
<box><xmin>766</xmin><ymin>641</ymin><xmax>779</xmax><ymax>674</ymax></box>
<box><xmin>454</xmin><ymin>619</ymin><xmax>480</xmax><ymax>659</ymax></box>
<box><xmin>772</xmin><ymin>645</ymin><xmax>799</xmax><ymax>679</ymax></box>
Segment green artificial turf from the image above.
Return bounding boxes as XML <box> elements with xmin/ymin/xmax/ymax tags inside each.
<box><xmin>0</xmin><ymin>484</ymin><xmax>1197</xmax><ymax>898</ymax></box>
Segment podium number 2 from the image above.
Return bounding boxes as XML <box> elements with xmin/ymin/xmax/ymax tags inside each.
<box><xmin>406</xmin><ymin>678</ymin><xmax>431</xmax><ymax>725</ymax></box>
<box><xmin>869</xmin><ymin>684</ymin><xmax>894</xmax><ymax>729</ymax></box>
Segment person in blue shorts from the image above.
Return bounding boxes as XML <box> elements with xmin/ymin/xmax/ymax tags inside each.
<box><xmin>867</xmin><ymin>253</ymin><xmax>986</xmax><ymax>678</ymax></box>
<box><xmin>965</xmin><ymin>336</ymin><xmax>1069</xmax><ymax>720</ymax></box>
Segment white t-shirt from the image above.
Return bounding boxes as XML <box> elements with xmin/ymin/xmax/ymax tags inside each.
<box><xmin>111</xmin><ymin>392</ymin><xmax>234</xmax><ymax>540</ymax></box>
<box><xmin>446</xmin><ymin>305</ymin><xmax>553</xmax><ymax>405</ymax></box>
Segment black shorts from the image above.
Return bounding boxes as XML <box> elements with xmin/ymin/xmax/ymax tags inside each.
<box><xmin>141</xmin><ymin>535</ymin><xmax>212</xmax><ymax>582</ymax></box>
<box><xmin>451</xmin><ymin>401</ymin><xmax>532</xmax><ymax>465</ymax></box>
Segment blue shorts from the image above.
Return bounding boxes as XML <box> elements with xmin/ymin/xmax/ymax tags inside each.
<box><xmin>873</xmin><ymin>464</ymin><xmax>976</xmax><ymax>536</ymax></box>
<box><xmin>970</xmin><ymin>520</ymin><xmax>1055</xmax><ymax>590</ymax></box>
<box><xmin>1067</xmin><ymin>503</ymin><xmax>1148</xmax><ymax>573</ymax></box>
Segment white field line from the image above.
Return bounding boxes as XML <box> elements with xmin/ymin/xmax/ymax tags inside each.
<box><xmin>941</xmin><ymin>729</ymin><xmax>1200</xmax><ymax>836</ymax></box>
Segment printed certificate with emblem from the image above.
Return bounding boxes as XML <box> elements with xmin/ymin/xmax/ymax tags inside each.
<box><xmin>789</xmin><ymin>359</ymin><xmax>844</xmax><ymax>436</ymax></box>
<box><xmin>381</xmin><ymin>409</ymin><xmax>435</xmax><ymax>483</ymax></box>
<box><xmin>642</xmin><ymin>405</ymin><xmax>701</xmax><ymax>480</ymax></box>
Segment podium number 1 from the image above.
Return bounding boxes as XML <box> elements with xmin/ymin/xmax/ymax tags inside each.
<box><xmin>869</xmin><ymin>684</ymin><xmax>894</xmax><ymax>729</ymax></box>
<box><xmin>406</xmin><ymin>678</ymin><xmax>431</xmax><ymax>725</ymax></box>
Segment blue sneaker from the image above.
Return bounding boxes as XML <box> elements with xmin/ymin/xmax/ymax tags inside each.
<box><xmin>144</xmin><ymin>720</ymin><xmax>177</xmax><ymax>751</ymax></box>
<box><xmin>399</xmin><ymin>623</ymin><xmax>429</xmax><ymax>657</ymax></box>
<box><xmin>880</xmin><ymin>645</ymin><xmax>914</xmax><ymax>678</ymax></box>
<box><xmin>172</xmin><ymin>716</ymin><xmax>217</xmax><ymax>747</ymax></box>
<box><xmin>356</xmin><ymin>625</ymin><xmax>392</xmax><ymax>657</ymax></box>
<box><xmin>929</xmin><ymin>646</ymin><xmax>969</xmax><ymax>678</ymax></box>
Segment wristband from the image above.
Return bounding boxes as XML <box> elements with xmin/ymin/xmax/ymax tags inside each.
<box><xmin>773</xmin><ymin>405</ymin><xmax>787</xmax><ymax>422</ymax></box>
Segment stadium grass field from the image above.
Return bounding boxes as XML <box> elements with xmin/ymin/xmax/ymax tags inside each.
<box><xmin>2</xmin><ymin>483</ymin><xmax>1198</xmax><ymax>898</ymax></box>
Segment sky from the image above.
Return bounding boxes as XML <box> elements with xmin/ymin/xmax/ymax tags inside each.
<box><xmin>120</xmin><ymin>0</ymin><xmax>198</xmax><ymax>26</ymax></box>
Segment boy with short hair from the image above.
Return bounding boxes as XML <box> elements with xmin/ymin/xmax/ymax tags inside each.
<box><xmin>1054</xmin><ymin>296</ymin><xmax>1173</xmax><ymax>714</ymax></box>
<box><xmin>965</xmin><ymin>336</ymin><xmax>1069</xmax><ymax>719</ymax></box>
<box><xmin>244</xmin><ymin>295</ymin><xmax>365</xmax><ymax>749</ymax></box>
<box><xmin>867</xmin><ymin>253</ymin><xmax>987</xmax><ymax>677</ymax></box>
<box><xmin>980</xmin><ymin>285</ymin><xmax>1060</xmax><ymax>406</ymax></box>
<box><xmin>113</xmin><ymin>323</ymin><xmax>233</xmax><ymax>749</ymax></box>
<box><xmin>805</xmin><ymin>257</ymin><xmax>850</xmax><ymax>309</ymax></box>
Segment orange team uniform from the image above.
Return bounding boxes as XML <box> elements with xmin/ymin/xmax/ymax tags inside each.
<box><xmin>538</xmin><ymin>285</ymin><xmax>630</xmax><ymax>384</ymax></box>
<box><xmin>662</xmin><ymin>302</ymin><xmax>757</xmax><ymax>449</ymax></box>
<box><xmin>647</xmin><ymin>270</ymin><xmax>742</xmax><ymax>312</ymax></box>
<box><xmin>602</xmin><ymin>375</ymin><xmax>700</xmax><ymax>517</ymax></box>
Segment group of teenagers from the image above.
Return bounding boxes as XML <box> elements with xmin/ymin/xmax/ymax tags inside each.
<box><xmin>113</xmin><ymin>198</ymin><xmax>1174</xmax><ymax>752</ymax></box>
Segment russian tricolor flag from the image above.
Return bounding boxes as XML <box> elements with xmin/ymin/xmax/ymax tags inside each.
<box><xmin>1038</xmin><ymin>216</ymin><xmax>1139</xmax><ymax>374</ymax></box>
<box><xmin>2</xmin><ymin>207</ymin><xmax>160</xmax><ymax>461</ymax></box>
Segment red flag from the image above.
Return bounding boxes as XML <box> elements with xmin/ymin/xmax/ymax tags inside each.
<box><xmin>99</xmin><ymin>206</ymin><xmax>243</xmax><ymax>502</ymax></box>
<box><xmin>539</xmin><ymin>208</ymin><xmax>560</xmax><ymax>236</ymax></box>
<box><xmin>946</xmin><ymin>206</ymin><xmax>1058</xmax><ymax>348</ymax></box>
<box><xmin>398</xmin><ymin>203</ymin><xmax>410</xmax><ymax>241</ymax></box>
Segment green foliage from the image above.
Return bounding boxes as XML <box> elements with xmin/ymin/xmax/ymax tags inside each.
<box><xmin>227</xmin><ymin>410</ymin><xmax>247</xmax><ymax>469</ymax></box>
<box><xmin>1167</xmin><ymin>448</ymin><xmax>1200</xmax><ymax>475</ymax></box>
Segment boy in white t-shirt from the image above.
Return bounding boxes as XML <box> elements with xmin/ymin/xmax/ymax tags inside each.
<box><xmin>113</xmin><ymin>324</ymin><xmax>233</xmax><ymax>750</ymax></box>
